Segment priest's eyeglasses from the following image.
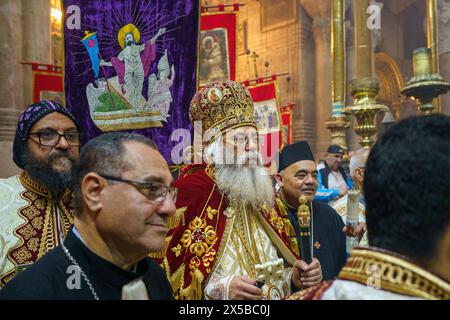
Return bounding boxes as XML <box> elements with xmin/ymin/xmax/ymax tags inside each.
<box><xmin>98</xmin><ymin>174</ymin><xmax>178</xmax><ymax>205</ymax></box>
<box><xmin>29</xmin><ymin>130</ymin><xmax>81</xmax><ymax>147</ymax></box>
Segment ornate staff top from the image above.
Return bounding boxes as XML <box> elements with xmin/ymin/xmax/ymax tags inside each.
<box><xmin>297</xmin><ymin>194</ymin><xmax>311</xmax><ymax>228</ymax></box>
<box><xmin>297</xmin><ymin>194</ymin><xmax>312</xmax><ymax>264</ymax></box>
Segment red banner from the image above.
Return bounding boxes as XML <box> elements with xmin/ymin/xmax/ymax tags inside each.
<box><xmin>199</xmin><ymin>12</ymin><xmax>237</xmax><ymax>88</ymax></box>
<box><xmin>246</xmin><ymin>81</ymin><xmax>282</xmax><ymax>166</ymax></box>
<box><xmin>28</xmin><ymin>63</ymin><xmax>63</xmax><ymax>104</ymax></box>
<box><xmin>281</xmin><ymin>103</ymin><xmax>294</xmax><ymax>145</ymax></box>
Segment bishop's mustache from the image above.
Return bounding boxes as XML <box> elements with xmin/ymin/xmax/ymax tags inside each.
<box><xmin>48</xmin><ymin>150</ymin><xmax>76</xmax><ymax>164</ymax></box>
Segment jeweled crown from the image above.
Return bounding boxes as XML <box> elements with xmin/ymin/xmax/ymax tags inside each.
<box><xmin>189</xmin><ymin>80</ymin><xmax>256</xmax><ymax>144</ymax></box>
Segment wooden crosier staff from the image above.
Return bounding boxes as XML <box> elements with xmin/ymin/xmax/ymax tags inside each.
<box><xmin>297</xmin><ymin>194</ymin><xmax>312</xmax><ymax>264</ymax></box>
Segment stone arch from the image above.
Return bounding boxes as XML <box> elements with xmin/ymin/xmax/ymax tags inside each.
<box><xmin>374</xmin><ymin>52</ymin><xmax>405</xmax><ymax>119</ymax></box>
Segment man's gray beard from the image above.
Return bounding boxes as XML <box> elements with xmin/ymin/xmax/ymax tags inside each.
<box><xmin>214</xmin><ymin>154</ymin><xmax>274</xmax><ymax>210</ymax></box>
<box><xmin>23</xmin><ymin>148</ymin><xmax>76</xmax><ymax>198</ymax></box>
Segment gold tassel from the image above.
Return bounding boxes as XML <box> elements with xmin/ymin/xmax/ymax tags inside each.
<box><xmin>167</xmin><ymin>207</ymin><xmax>187</xmax><ymax>230</ymax></box>
<box><xmin>179</xmin><ymin>269</ymin><xmax>204</xmax><ymax>300</ymax></box>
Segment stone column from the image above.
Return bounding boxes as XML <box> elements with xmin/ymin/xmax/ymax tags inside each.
<box><xmin>22</xmin><ymin>0</ymin><xmax>52</xmax><ymax>107</ymax></box>
<box><xmin>300</xmin><ymin>0</ymin><xmax>332</xmax><ymax>159</ymax></box>
<box><xmin>0</xmin><ymin>0</ymin><xmax>24</xmax><ymax>111</ymax></box>
<box><xmin>0</xmin><ymin>0</ymin><xmax>24</xmax><ymax>177</ymax></box>
<box><xmin>438</xmin><ymin>0</ymin><xmax>450</xmax><ymax>115</ymax></box>
<box><xmin>293</xmin><ymin>6</ymin><xmax>316</xmax><ymax>151</ymax></box>
<box><xmin>0</xmin><ymin>0</ymin><xmax>51</xmax><ymax>178</ymax></box>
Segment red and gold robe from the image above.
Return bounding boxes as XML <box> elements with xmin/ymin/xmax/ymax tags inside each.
<box><xmin>155</xmin><ymin>164</ymin><xmax>299</xmax><ymax>299</ymax></box>
<box><xmin>288</xmin><ymin>247</ymin><xmax>450</xmax><ymax>300</ymax></box>
<box><xmin>0</xmin><ymin>172</ymin><xmax>74</xmax><ymax>286</ymax></box>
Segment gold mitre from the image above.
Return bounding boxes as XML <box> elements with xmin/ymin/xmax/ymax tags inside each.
<box><xmin>189</xmin><ymin>80</ymin><xmax>256</xmax><ymax>145</ymax></box>
<box><xmin>118</xmin><ymin>23</ymin><xmax>140</xmax><ymax>49</ymax></box>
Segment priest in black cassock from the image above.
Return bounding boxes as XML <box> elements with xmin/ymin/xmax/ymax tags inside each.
<box><xmin>274</xmin><ymin>141</ymin><xmax>346</xmax><ymax>280</ymax></box>
<box><xmin>0</xmin><ymin>132</ymin><xmax>176</xmax><ymax>300</ymax></box>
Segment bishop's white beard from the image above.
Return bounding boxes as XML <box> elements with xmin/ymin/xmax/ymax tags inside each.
<box><xmin>205</xmin><ymin>138</ymin><xmax>275</xmax><ymax>210</ymax></box>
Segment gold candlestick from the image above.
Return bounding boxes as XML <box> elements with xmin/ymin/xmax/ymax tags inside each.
<box><xmin>401</xmin><ymin>48</ymin><xmax>450</xmax><ymax>115</ymax></box>
<box><xmin>343</xmin><ymin>77</ymin><xmax>388</xmax><ymax>148</ymax></box>
<box><xmin>343</xmin><ymin>0</ymin><xmax>388</xmax><ymax>148</ymax></box>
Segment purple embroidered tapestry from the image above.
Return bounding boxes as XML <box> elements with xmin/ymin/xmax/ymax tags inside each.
<box><xmin>62</xmin><ymin>0</ymin><xmax>199</xmax><ymax>164</ymax></box>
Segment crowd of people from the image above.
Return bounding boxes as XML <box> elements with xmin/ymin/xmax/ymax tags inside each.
<box><xmin>0</xmin><ymin>80</ymin><xmax>449</xmax><ymax>300</ymax></box>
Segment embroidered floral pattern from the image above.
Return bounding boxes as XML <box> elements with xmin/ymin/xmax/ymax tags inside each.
<box><xmin>181</xmin><ymin>217</ymin><xmax>217</xmax><ymax>257</ymax></box>
<box><xmin>171</xmin><ymin>244</ymin><xmax>182</xmax><ymax>257</ymax></box>
<box><xmin>206</xmin><ymin>206</ymin><xmax>218</xmax><ymax>220</ymax></box>
<box><xmin>179</xmin><ymin>216</ymin><xmax>218</xmax><ymax>276</ymax></box>
<box><xmin>269</xmin><ymin>209</ymin><xmax>285</xmax><ymax>235</ymax></box>
<box><xmin>189</xmin><ymin>256</ymin><xmax>201</xmax><ymax>274</ymax></box>
<box><xmin>202</xmin><ymin>249</ymin><xmax>217</xmax><ymax>273</ymax></box>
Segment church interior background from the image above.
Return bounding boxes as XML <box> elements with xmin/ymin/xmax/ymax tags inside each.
<box><xmin>0</xmin><ymin>0</ymin><xmax>449</xmax><ymax>177</ymax></box>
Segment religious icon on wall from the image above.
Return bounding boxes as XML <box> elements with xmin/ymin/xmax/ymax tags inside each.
<box><xmin>63</xmin><ymin>0</ymin><xmax>199</xmax><ymax>165</ymax></box>
<box><xmin>199</xmin><ymin>28</ymin><xmax>230</xmax><ymax>87</ymax></box>
<box><xmin>253</xmin><ymin>98</ymin><xmax>281</xmax><ymax>134</ymax></box>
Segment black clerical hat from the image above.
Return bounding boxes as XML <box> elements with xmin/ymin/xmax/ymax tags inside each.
<box><xmin>277</xmin><ymin>141</ymin><xmax>315</xmax><ymax>172</ymax></box>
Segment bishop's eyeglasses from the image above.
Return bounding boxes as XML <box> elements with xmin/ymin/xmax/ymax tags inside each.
<box><xmin>98</xmin><ymin>174</ymin><xmax>178</xmax><ymax>205</ymax></box>
<box><xmin>29</xmin><ymin>129</ymin><xmax>81</xmax><ymax>147</ymax></box>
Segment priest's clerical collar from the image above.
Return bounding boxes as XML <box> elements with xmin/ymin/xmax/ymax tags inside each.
<box><xmin>277</xmin><ymin>141</ymin><xmax>315</xmax><ymax>173</ymax></box>
<box><xmin>72</xmin><ymin>225</ymin><xmax>86</xmax><ymax>245</ymax></box>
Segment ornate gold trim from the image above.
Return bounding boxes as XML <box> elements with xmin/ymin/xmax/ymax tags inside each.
<box><xmin>254</xmin><ymin>206</ymin><xmax>296</xmax><ymax>266</ymax></box>
<box><xmin>5</xmin><ymin>181</ymin><xmax>74</xmax><ymax>286</ymax></box>
<box><xmin>205</xmin><ymin>164</ymin><xmax>216</xmax><ymax>182</ymax></box>
<box><xmin>287</xmin><ymin>280</ymin><xmax>333</xmax><ymax>300</ymax></box>
<box><xmin>339</xmin><ymin>247</ymin><xmax>450</xmax><ymax>300</ymax></box>
<box><xmin>20</xmin><ymin>171</ymin><xmax>52</xmax><ymax>199</ymax></box>
<box><xmin>205</xmin><ymin>208</ymin><xmax>235</xmax><ymax>286</ymax></box>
